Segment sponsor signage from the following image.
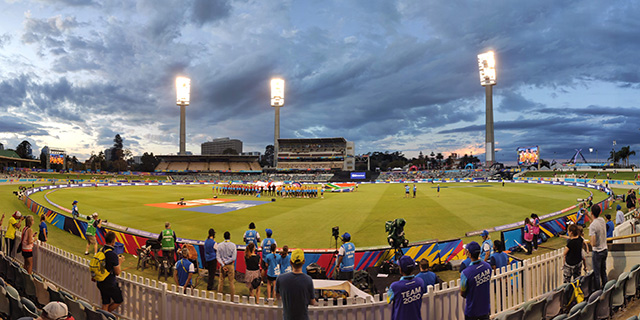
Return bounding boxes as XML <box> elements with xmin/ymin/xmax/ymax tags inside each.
<box><xmin>350</xmin><ymin>172</ymin><xmax>366</xmax><ymax>179</ymax></box>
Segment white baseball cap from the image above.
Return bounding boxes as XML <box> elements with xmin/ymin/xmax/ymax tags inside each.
<box><xmin>43</xmin><ymin>301</ymin><xmax>69</xmax><ymax>320</ymax></box>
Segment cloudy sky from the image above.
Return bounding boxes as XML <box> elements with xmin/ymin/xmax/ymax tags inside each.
<box><xmin>0</xmin><ymin>0</ymin><xmax>639</xmax><ymax>164</ymax></box>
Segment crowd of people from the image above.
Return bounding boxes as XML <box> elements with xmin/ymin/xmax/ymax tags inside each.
<box><xmin>213</xmin><ymin>183</ymin><xmax>322</xmax><ymax>198</ymax></box>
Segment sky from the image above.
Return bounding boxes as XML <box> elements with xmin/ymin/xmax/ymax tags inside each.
<box><xmin>0</xmin><ymin>0</ymin><xmax>639</xmax><ymax>164</ymax></box>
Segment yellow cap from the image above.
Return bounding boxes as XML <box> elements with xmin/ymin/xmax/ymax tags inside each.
<box><xmin>290</xmin><ymin>248</ymin><xmax>305</xmax><ymax>264</ymax></box>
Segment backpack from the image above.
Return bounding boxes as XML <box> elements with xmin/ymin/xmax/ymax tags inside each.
<box><xmin>89</xmin><ymin>248</ymin><xmax>112</xmax><ymax>282</ymax></box>
<box><xmin>568</xmin><ymin>278</ymin><xmax>584</xmax><ymax>306</ymax></box>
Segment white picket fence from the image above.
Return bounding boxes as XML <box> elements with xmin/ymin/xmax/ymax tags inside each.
<box><xmin>30</xmin><ymin>242</ymin><xmax>565</xmax><ymax>320</ymax></box>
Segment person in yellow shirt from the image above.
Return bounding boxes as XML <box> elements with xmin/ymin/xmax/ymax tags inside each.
<box><xmin>5</xmin><ymin>211</ymin><xmax>23</xmax><ymax>257</ymax></box>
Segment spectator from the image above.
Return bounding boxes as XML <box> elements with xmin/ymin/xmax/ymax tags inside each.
<box><xmin>265</xmin><ymin>243</ymin><xmax>281</xmax><ymax>299</ymax></box>
<box><xmin>489</xmin><ymin>240</ymin><xmax>509</xmax><ymax>271</ymax></box>
<box><xmin>530</xmin><ymin>213</ymin><xmax>540</xmax><ymax>251</ymax></box>
<box><xmin>158</xmin><ymin>222</ymin><xmax>177</xmax><ymax>267</ymax></box>
<box><xmin>563</xmin><ymin>224</ymin><xmax>585</xmax><ymax>283</ymax></box>
<box><xmin>5</xmin><ymin>211</ymin><xmax>23</xmax><ymax>257</ymax></box>
<box><xmin>243</xmin><ymin>222</ymin><xmax>261</xmax><ymax>247</ymax></box>
<box><xmin>605</xmin><ymin>214</ymin><xmax>614</xmax><ymax>239</ymax></box>
<box><xmin>626</xmin><ymin>189</ymin><xmax>636</xmax><ymax>211</ymax></box>
<box><xmin>523</xmin><ymin>218</ymin><xmax>534</xmax><ymax>255</ymax></box>
<box><xmin>244</xmin><ymin>242</ymin><xmax>261</xmax><ymax>300</ymax></box>
<box><xmin>204</xmin><ymin>228</ymin><xmax>217</xmax><ymax>291</ymax></box>
<box><xmin>479</xmin><ymin>230</ymin><xmax>492</xmax><ymax>262</ymax></box>
<box><xmin>459</xmin><ymin>255</ymin><xmax>472</xmax><ymax>273</ymax></box>
<box><xmin>71</xmin><ymin>200</ymin><xmax>79</xmax><ymax>219</ymax></box>
<box><xmin>280</xmin><ymin>245</ymin><xmax>291</xmax><ymax>274</ymax></box>
<box><xmin>276</xmin><ymin>249</ymin><xmax>316</xmax><ymax>320</ymax></box>
<box><xmin>336</xmin><ymin>232</ymin><xmax>355</xmax><ymax>281</ymax></box>
<box><xmin>174</xmin><ymin>247</ymin><xmax>195</xmax><ymax>290</ymax></box>
<box><xmin>216</xmin><ymin>231</ymin><xmax>237</xmax><ymax>297</ymax></box>
<box><xmin>615</xmin><ymin>204</ymin><xmax>625</xmax><ymax>225</ymax></box>
<box><xmin>460</xmin><ymin>241</ymin><xmax>491</xmax><ymax>320</ymax></box>
<box><xmin>415</xmin><ymin>258</ymin><xmax>441</xmax><ymax>292</ymax></box>
<box><xmin>589</xmin><ymin>205</ymin><xmax>607</xmax><ymax>289</ymax></box>
<box><xmin>387</xmin><ymin>256</ymin><xmax>424</xmax><ymax>320</ymax></box>
<box><xmin>97</xmin><ymin>231</ymin><xmax>125</xmax><ymax>312</ymax></box>
<box><xmin>38</xmin><ymin>214</ymin><xmax>48</xmax><ymax>243</ymax></box>
<box><xmin>18</xmin><ymin>301</ymin><xmax>69</xmax><ymax>320</ymax></box>
<box><xmin>85</xmin><ymin>213</ymin><xmax>102</xmax><ymax>255</ymax></box>
<box><xmin>21</xmin><ymin>215</ymin><xmax>37</xmax><ymax>274</ymax></box>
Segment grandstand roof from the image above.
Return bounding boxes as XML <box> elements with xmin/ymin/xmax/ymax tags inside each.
<box><xmin>278</xmin><ymin>137</ymin><xmax>346</xmax><ymax>144</ymax></box>
<box><xmin>0</xmin><ymin>150</ymin><xmax>39</xmax><ymax>163</ymax></box>
<box><xmin>156</xmin><ymin>154</ymin><xmax>259</xmax><ymax>162</ymax></box>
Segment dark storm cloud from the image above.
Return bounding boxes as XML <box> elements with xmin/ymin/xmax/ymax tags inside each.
<box><xmin>191</xmin><ymin>0</ymin><xmax>232</xmax><ymax>26</ymax></box>
<box><xmin>498</xmin><ymin>91</ymin><xmax>544</xmax><ymax>112</ymax></box>
<box><xmin>0</xmin><ymin>75</ymin><xmax>30</xmax><ymax>109</ymax></box>
<box><xmin>0</xmin><ymin>116</ymin><xmax>49</xmax><ymax>136</ymax></box>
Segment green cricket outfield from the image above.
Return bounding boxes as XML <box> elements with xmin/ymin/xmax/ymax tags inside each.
<box><xmin>25</xmin><ymin>182</ymin><xmax>604</xmax><ymax>249</ymax></box>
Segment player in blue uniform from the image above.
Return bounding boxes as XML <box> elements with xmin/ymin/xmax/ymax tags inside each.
<box><xmin>480</xmin><ymin>230</ymin><xmax>492</xmax><ymax>262</ymax></box>
<box><xmin>489</xmin><ymin>240</ymin><xmax>509</xmax><ymax>271</ymax></box>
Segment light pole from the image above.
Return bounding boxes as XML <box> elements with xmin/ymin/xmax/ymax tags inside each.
<box><xmin>271</xmin><ymin>78</ymin><xmax>285</xmax><ymax>168</ymax></box>
<box><xmin>176</xmin><ymin>76</ymin><xmax>191</xmax><ymax>155</ymax></box>
<box><xmin>478</xmin><ymin>51</ymin><xmax>497</xmax><ymax>168</ymax></box>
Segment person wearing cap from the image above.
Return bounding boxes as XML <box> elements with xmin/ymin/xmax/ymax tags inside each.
<box><xmin>576</xmin><ymin>207</ymin><xmax>587</xmax><ymax>227</ymax></box>
<box><xmin>261</xmin><ymin>228</ymin><xmax>277</xmax><ymax>256</ymax></box>
<box><xmin>216</xmin><ymin>231</ymin><xmax>237</xmax><ymax>297</ymax></box>
<box><xmin>276</xmin><ymin>249</ymin><xmax>316</xmax><ymax>320</ymax></box>
<box><xmin>460</xmin><ymin>241</ymin><xmax>491</xmax><ymax>320</ymax></box>
<box><xmin>336</xmin><ymin>232</ymin><xmax>356</xmax><ymax>281</ymax></box>
<box><xmin>589</xmin><ymin>204</ymin><xmax>607</xmax><ymax>289</ymax></box>
<box><xmin>85</xmin><ymin>212</ymin><xmax>102</xmax><ymax>255</ymax></box>
<box><xmin>157</xmin><ymin>222</ymin><xmax>177</xmax><ymax>267</ymax></box>
<box><xmin>204</xmin><ymin>228</ymin><xmax>217</xmax><ymax>291</ymax></box>
<box><xmin>174</xmin><ymin>247</ymin><xmax>196</xmax><ymax>289</ymax></box>
<box><xmin>5</xmin><ymin>211</ymin><xmax>23</xmax><ymax>258</ymax></box>
<box><xmin>615</xmin><ymin>204</ymin><xmax>625</xmax><ymax>225</ymax></box>
<box><xmin>479</xmin><ymin>230</ymin><xmax>492</xmax><ymax>262</ymax></box>
<box><xmin>19</xmin><ymin>301</ymin><xmax>69</xmax><ymax>320</ymax></box>
<box><xmin>243</xmin><ymin>222</ymin><xmax>261</xmax><ymax>247</ymax></box>
<box><xmin>71</xmin><ymin>200</ymin><xmax>79</xmax><ymax>219</ymax></box>
<box><xmin>387</xmin><ymin>255</ymin><xmax>424</xmax><ymax>320</ymax></box>
<box><xmin>97</xmin><ymin>231</ymin><xmax>125</xmax><ymax>312</ymax></box>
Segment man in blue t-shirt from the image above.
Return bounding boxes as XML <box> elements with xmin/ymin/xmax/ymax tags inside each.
<box><xmin>204</xmin><ymin>228</ymin><xmax>217</xmax><ymax>290</ymax></box>
<box><xmin>415</xmin><ymin>258</ymin><xmax>441</xmax><ymax>293</ymax></box>
<box><xmin>459</xmin><ymin>257</ymin><xmax>472</xmax><ymax>273</ymax></box>
<box><xmin>387</xmin><ymin>255</ymin><xmax>424</xmax><ymax>320</ymax></box>
<box><xmin>336</xmin><ymin>233</ymin><xmax>356</xmax><ymax>281</ymax></box>
<box><xmin>460</xmin><ymin>241</ymin><xmax>491</xmax><ymax>320</ymax></box>
<box><xmin>576</xmin><ymin>208</ymin><xmax>586</xmax><ymax>227</ymax></box>
<box><xmin>243</xmin><ymin>222</ymin><xmax>261</xmax><ymax>247</ymax></box>
<box><xmin>605</xmin><ymin>214</ymin><xmax>614</xmax><ymax>239</ymax></box>
<box><xmin>489</xmin><ymin>240</ymin><xmax>509</xmax><ymax>271</ymax></box>
<box><xmin>276</xmin><ymin>249</ymin><xmax>316</xmax><ymax>320</ymax></box>
<box><xmin>174</xmin><ymin>248</ymin><xmax>196</xmax><ymax>289</ymax></box>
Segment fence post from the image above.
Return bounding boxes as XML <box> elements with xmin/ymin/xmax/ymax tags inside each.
<box><xmin>523</xmin><ymin>259</ymin><xmax>531</xmax><ymax>301</ymax></box>
<box><xmin>160</xmin><ymin>282</ymin><xmax>168</xmax><ymax>320</ymax></box>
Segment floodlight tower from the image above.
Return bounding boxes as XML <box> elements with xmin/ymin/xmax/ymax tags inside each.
<box><xmin>271</xmin><ymin>78</ymin><xmax>285</xmax><ymax>168</ymax></box>
<box><xmin>176</xmin><ymin>77</ymin><xmax>191</xmax><ymax>155</ymax></box>
<box><xmin>478</xmin><ymin>51</ymin><xmax>497</xmax><ymax>167</ymax></box>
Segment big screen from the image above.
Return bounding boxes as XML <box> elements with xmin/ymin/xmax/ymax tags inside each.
<box><xmin>49</xmin><ymin>154</ymin><xmax>64</xmax><ymax>165</ymax></box>
<box><xmin>517</xmin><ymin>146</ymin><xmax>539</xmax><ymax>166</ymax></box>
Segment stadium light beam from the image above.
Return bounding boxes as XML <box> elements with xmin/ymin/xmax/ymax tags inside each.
<box><xmin>271</xmin><ymin>78</ymin><xmax>285</xmax><ymax>168</ymax></box>
<box><xmin>176</xmin><ymin>76</ymin><xmax>191</xmax><ymax>155</ymax></box>
<box><xmin>478</xmin><ymin>51</ymin><xmax>497</xmax><ymax>167</ymax></box>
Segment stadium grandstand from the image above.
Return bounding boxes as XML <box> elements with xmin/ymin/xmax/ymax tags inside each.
<box><xmin>277</xmin><ymin>137</ymin><xmax>355</xmax><ymax>171</ymax></box>
<box><xmin>155</xmin><ymin>154</ymin><xmax>261</xmax><ymax>173</ymax></box>
<box><xmin>0</xmin><ymin>149</ymin><xmax>39</xmax><ymax>169</ymax></box>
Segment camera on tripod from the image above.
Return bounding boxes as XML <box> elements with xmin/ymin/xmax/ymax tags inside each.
<box><xmin>386</xmin><ymin>218</ymin><xmax>409</xmax><ymax>250</ymax></box>
<box><xmin>332</xmin><ymin>226</ymin><xmax>340</xmax><ymax>240</ymax></box>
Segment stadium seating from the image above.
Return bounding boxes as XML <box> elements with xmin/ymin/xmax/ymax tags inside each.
<box><xmin>0</xmin><ymin>286</ymin><xmax>10</xmax><ymax>318</ymax></box>
<box><xmin>544</xmin><ymin>285</ymin><xmax>565</xmax><ymax>319</ymax></box>
<box><xmin>6</xmin><ymin>284</ymin><xmax>25</xmax><ymax>319</ymax></box>
<box><xmin>32</xmin><ymin>275</ymin><xmax>50</xmax><ymax>306</ymax></box>
<box><xmin>21</xmin><ymin>296</ymin><xmax>38</xmax><ymax>318</ymax></box>
<box><xmin>580</xmin><ymin>271</ymin><xmax>594</xmax><ymax>298</ymax></box>
<box><xmin>495</xmin><ymin>307</ymin><xmax>524</xmax><ymax>320</ymax></box>
<box><xmin>522</xmin><ymin>297</ymin><xmax>546</xmax><ymax>320</ymax></box>
<box><xmin>612</xmin><ymin>272</ymin><xmax>629</xmax><ymax>311</ymax></box>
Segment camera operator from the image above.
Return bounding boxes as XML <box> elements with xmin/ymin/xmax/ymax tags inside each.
<box><xmin>85</xmin><ymin>212</ymin><xmax>102</xmax><ymax>255</ymax></box>
<box><xmin>336</xmin><ymin>232</ymin><xmax>355</xmax><ymax>281</ymax></box>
